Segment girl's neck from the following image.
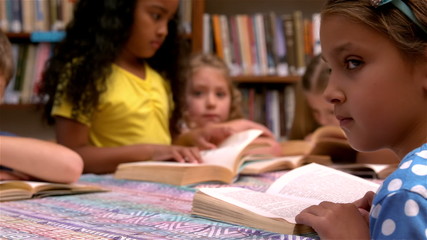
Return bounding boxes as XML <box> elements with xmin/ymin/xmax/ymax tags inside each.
<box><xmin>115</xmin><ymin>52</ymin><xmax>147</xmax><ymax>80</ymax></box>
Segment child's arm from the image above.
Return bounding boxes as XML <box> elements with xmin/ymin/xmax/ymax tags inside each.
<box><xmin>243</xmin><ymin>137</ymin><xmax>283</xmax><ymax>156</ymax></box>
<box><xmin>174</xmin><ymin>119</ymin><xmax>277</xmax><ymax>149</ymax></box>
<box><xmin>295</xmin><ymin>201</ymin><xmax>370</xmax><ymax>239</ymax></box>
<box><xmin>0</xmin><ymin>136</ymin><xmax>83</xmax><ymax>183</ymax></box>
<box><xmin>173</xmin><ymin>124</ymin><xmax>233</xmax><ymax>149</ymax></box>
<box><xmin>55</xmin><ymin>117</ymin><xmax>203</xmax><ymax>174</ymax></box>
<box><xmin>221</xmin><ymin>119</ymin><xmax>275</xmax><ymax>138</ymax></box>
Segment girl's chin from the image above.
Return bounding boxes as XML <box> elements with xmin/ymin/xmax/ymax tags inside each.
<box><xmin>196</xmin><ymin>119</ymin><xmax>221</xmax><ymax>128</ymax></box>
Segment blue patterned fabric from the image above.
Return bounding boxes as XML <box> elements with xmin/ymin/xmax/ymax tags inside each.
<box><xmin>370</xmin><ymin>143</ymin><xmax>427</xmax><ymax>239</ymax></box>
<box><xmin>0</xmin><ymin>172</ymin><xmax>318</xmax><ymax>240</ymax></box>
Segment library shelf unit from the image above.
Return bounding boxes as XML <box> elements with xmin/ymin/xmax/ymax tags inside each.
<box><xmin>190</xmin><ymin>0</ymin><xmax>325</xmax><ymax>84</ymax></box>
<box><xmin>190</xmin><ymin>0</ymin><xmax>325</xmax><ymax>139</ymax></box>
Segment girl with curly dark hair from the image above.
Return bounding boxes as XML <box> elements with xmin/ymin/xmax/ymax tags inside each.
<box><xmin>39</xmin><ymin>0</ymin><xmax>215</xmax><ymax>174</ymax></box>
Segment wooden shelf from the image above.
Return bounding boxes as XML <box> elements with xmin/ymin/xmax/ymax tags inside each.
<box><xmin>232</xmin><ymin>75</ymin><xmax>300</xmax><ymax>83</ymax></box>
<box><xmin>0</xmin><ymin>104</ymin><xmax>41</xmax><ymax>110</ymax></box>
<box><xmin>6</xmin><ymin>31</ymin><xmax>65</xmax><ymax>42</ymax></box>
<box><xmin>6</xmin><ymin>33</ymin><xmax>31</xmax><ymax>39</ymax></box>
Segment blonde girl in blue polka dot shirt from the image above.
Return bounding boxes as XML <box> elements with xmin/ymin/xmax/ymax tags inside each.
<box><xmin>295</xmin><ymin>0</ymin><xmax>427</xmax><ymax>239</ymax></box>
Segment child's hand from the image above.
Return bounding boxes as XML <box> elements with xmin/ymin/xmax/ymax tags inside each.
<box><xmin>354</xmin><ymin>191</ymin><xmax>375</xmax><ymax>222</ymax></box>
<box><xmin>295</xmin><ymin>201</ymin><xmax>370</xmax><ymax>240</ymax></box>
<box><xmin>174</xmin><ymin>125</ymin><xmax>233</xmax><ymax>150</ymax></box>
<box><xmin>151</xmin><ymin>145</ymin><xmax>202</xmax><ymax>163</ymax></box>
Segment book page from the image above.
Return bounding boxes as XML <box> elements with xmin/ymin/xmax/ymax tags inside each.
<box><xmin>239</xmin><ymin>156</ymin><xmax>304</xmax><ymax>174</ymax></box>
<box><xmin>117</xmin><ymin>129</ymin><xmax>262</xmax><ymax>171</ymax></box>
<box><xmin>198</xmin><ymin>187</ymin><xmax>318</xmax><ymax>223</ymax></box>
<box><xmin>266</xmin><ymin>163</ymin><xmax>379</xmax><ymax>203</ymax></box>
<box><xmin>0</xmin><ymin>180</ymin><xmax>33</xmax><ymax>191</ymax></box>
<box><xmin>200</xmin><ymin>129</ymin><xmax>262</xmax><ymax>168</ymax></box>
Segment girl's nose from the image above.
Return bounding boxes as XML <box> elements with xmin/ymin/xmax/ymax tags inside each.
<box><xmin>323</xmin><ymin>73</ymin><xmax>345</xmax><ymax>105</ymax></box>
<box><xmin>158</xmin><ymin>21</ymin><xmax>168</xmax><ymax>37</ymax></box>
<box><xmin>206</xmin><ymin>94</ymin><xmax>216</xmax><ymax>107</ymax></box>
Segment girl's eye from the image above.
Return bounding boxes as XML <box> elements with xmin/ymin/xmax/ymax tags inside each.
<box><xmin>346</xmin><ymin>59</ymin><xmax>362</xmax><ymax>70</ymax></box>
<box><xmin>151</xmin><ymin>13</ymin><xmax>161</xmax><ymax>20</ymax></box>
<box><xmin>216</xmin><ymin>92</ymin><xmax>227</xmax><ymax>98</ymax></box>
<box><xmin>191</xmin><ymin>90</ymin><xmax>203</xmax><ymax>97</ymax></box>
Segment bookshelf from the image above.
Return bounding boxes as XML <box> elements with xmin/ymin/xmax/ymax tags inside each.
<box><xmin>190</xmin><ymin>0</ymin><xmax>324</xmax><ymax>139</ymax></box>
<box><xmin>191</xmin><ymin>0</ymin><xmax>324</xmax><ymax>82</ymax></box>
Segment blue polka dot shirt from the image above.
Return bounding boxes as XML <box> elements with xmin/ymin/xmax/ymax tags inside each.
<box><xmin>370</xmin><ymin>143</ymin><xmax>427</xmax><ymax>239</ymax></box>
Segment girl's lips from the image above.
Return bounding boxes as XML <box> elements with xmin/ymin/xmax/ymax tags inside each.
<box><xmin>151</xmin><ymin>41</ymin><xmax>162</xmax><ymax>49</ymax></box>
<box><xmin>202</xmin><ymin>114</ymin><xmax>220</xmax><ymax>121</ymax></box>
<box><xmin>336</xmin><ymin>115</ymin><xmax>353</xmax><ymax>127</ymax></box>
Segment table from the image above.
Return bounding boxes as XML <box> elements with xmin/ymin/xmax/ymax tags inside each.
<box><xmin>0</xmin><ymin>171</ymin><xmax>318</xmax><ymax>239</ymax></box>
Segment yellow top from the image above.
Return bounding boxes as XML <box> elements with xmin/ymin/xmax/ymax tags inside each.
<box><xmin>52</xmin><ymin>64</ymin><xmax>172</xmax><ymax>147</ymax></box>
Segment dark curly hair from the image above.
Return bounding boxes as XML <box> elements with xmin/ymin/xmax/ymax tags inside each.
<box><xmin>39</xmin><ymin>0</ymin><xmax>189</xmax><ymax>137</ymax></box>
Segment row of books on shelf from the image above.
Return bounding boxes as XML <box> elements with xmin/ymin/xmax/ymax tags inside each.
<box><xmin>178</xmin><ymin>0</ymin><xmax>193</xmax><ymax>35</ymax></box>
<box><xmin>4</xmin><ymin>43</ymin><xmax>53</xmax><ymax>104</ymax></box>
<box><xmin>0</xmin><ymin>0</ymin><xmax>75</xmax><ymax>33</ymax></box>
<box><xmin>203</xmin><ymin>11</ymin><xmax>321</xmax><ymax>77</ymax></box>
<box><xmin>240</xmin><ymin>85</ymin><xmax>295</xmax><ymax>141</ymax></box>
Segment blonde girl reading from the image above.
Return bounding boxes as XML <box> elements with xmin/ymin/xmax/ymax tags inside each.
<box><xmin>176</xmin><ymin>53</ymin><xmax>283</xmax><ymax>156</ymax></box>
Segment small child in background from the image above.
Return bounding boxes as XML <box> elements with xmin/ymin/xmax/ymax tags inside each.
<box><xmin>0</xmin><ymin>30</ymin><xmax>83</xmax><ymax>183</ymax></box>
<box><xmin>295</xmin><ymin>0</ymin><xmax>427</xmax><ymax>239</ymax></box>
<box><xmin>301</xmin><ymin>54</ymin><xmax>338</xmax><ymax>133</ymax></box>
<box><xmin>176</xmin><ymin>53</ymin><xmax>283</xmax><ymax>156</ymax></box>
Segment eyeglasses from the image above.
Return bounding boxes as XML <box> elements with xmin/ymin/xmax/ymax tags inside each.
<box><xmin>371</xmin><ymin>0</ymin><xmax>427</xmax><ymax>34</ymax></box>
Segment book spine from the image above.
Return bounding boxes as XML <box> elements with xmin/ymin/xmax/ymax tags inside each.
<box><xmin>202</xmin><ymin>13</ymin><xmax>212</xmax><ymax>54</ymax></box>
<box><xmin>9</xmin><ymin>0</ymin><xmax>22</xmax><ymax>33</ymax></box>
<box><xmin>274</xmin><ymin>15</ymin><xmax>288</xmax><ymax>76</ymax></box>
<box><xmin>253</xmin><ymin>13</ymin><xmax>268</xmax><ymax>76</ymax></box>
<box><xmin>247</xmin><ymin>15</ymin><xmax>259</xmax><ymax>76</ymax></box>
<box><xmin>282</xmin><ymin>14</ymin><xmax>296</xmax><ymax>76</ymax></box>
<box><xmin>22</xmin><ymin>0</ymin><xmax>35</xmax><ymax>33</ymax></box>
<box><xmin>219</xmin><ymin>15</ymin><xmax>233</xmax><ymax>72</ymax></box>
<box><xmin>228</xmin><ymin>15</ymin><xmax>242</xmax><ymax>76</ymax></box>
<box><xmin>211</xmin><ymin>14</ymin><xmax>224</xmax><ymax>60</ymax></box>
<box><xmin>312</xmin><ymin>13</ymin><xmax>321</xmax><ymax>56</ymax></box>
<box><xmin>0</xmin><ymin>0</ymin><xmax>7</xmax><ymax>32</ymax></box>
<box><xmin>34</xmin><ymin>0</ymin><xmax>50</xmax><ymax>31</ymax></box>
<box><xmin>263</xmin><ymin>13</ymin><xmax>276</xmax><ymax>75</ymax></box>
<box><xmin>293</xmin><ymin>10</ymin><xmax>305</xmax><ymax>75</ymax></box>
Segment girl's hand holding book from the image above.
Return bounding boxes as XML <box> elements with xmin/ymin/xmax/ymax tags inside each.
<box><xmin>295</xmin><ymin>201</ymin><xmax>370</xmax><ymax>240</ymax></box>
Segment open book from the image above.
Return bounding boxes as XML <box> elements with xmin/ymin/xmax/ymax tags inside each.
<box><xmin>191</xmin><ymin>163</ymin><xmax>380</xmax><ymax>235</ymax></box>
<box><xmin>114</xmin><ymin>128</ymin><xmax>346</xmax><ymax>186</ymax></box>
<box><xmin>240</xmin><ymin>154</ymin><xmax>331</xmax><ymax>175</ymax></box>
<box><xmin>114</xmin><ymin>129</ymin><xmax>265</xmax><ymax>186</ymax></box>
<box><xmin>239</xmin><ymin>126</ymin><xmax>353</xmax><ymax>175</ymax></box>
<box><xmin>282</xmin><ymin>125</ymin><xmax>357</xmax><ymax>163</ymax></box>
<box><xmin>0</xmin><ymin>180</ymin><xmax>108</xmax><ymax>202</ymax></box>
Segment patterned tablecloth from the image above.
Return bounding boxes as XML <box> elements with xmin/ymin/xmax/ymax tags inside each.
<box><xmin>0</xmin><ymin>171</ymin><xmax>318</xmax><ymax>240</ymax></box>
